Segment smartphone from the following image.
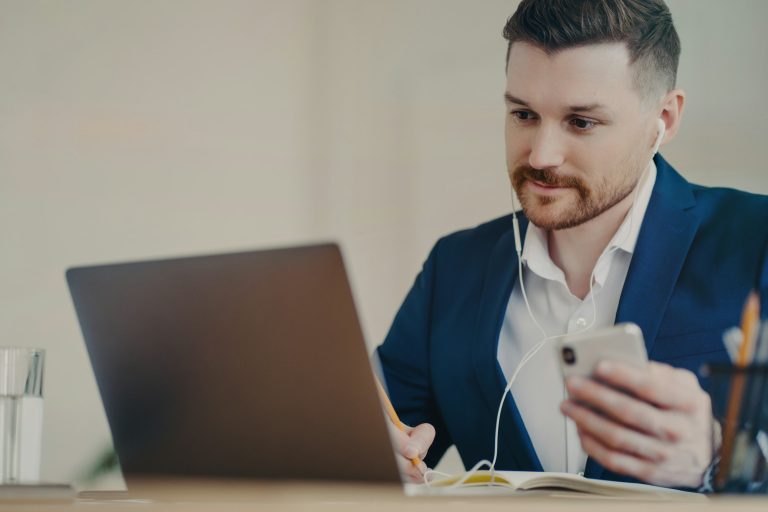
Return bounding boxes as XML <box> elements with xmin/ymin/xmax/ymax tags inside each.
<box><xmin>556</xmin><ymin>322</ymin><xmax>648</xmax><ymax>382</ymax></box>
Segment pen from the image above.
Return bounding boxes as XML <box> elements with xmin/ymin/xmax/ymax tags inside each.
<box><xmin>716</xmin><ymin>291</ymin><xmax>760</xmax><ymax>489</ymax></box>
<box><xmin>374</xmin><ymin>376</ymin><xmax>424</xmax><ymax>468</ymax></box>
<box><xmin>743</xmin><ymin>323</ymin><xmax>768</xmax><ymax>433</ymax></box>
<box><xmin>742</xmin><ymin>321</ymin><xmax>768</xmax><ymax>483</ymax></box>
<box><xmin>753</xmin><ymin>321</ymin><xmax>768</xmax><ymax>365</ymax></box>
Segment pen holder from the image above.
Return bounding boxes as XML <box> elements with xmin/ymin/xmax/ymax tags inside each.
<box><xmin>702</xmin><ymin>364</ymin><xmax>768</xmax><ymax>493</ymax></box>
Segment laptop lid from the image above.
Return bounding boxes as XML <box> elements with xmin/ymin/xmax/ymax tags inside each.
<box><xmin>66</xmin><ymin>243</ymin><xmax>401</xmax><ymax>483</ymax></box>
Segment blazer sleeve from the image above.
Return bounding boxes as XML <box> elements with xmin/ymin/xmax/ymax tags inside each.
<box><xmin>375</xmin><ymin>239</ymin><xmax>453</xmax><ymax>467</ymax></box>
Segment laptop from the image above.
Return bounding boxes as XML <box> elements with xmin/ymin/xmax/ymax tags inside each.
<box><xmin>66</xmin><ymin>243</ymin><xmax>401</xmax><ymax>483</ymax></box>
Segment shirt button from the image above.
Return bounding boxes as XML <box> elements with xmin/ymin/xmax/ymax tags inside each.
<box><xmin>575</xmin><ymin>317</ymin><xmax>588</xmax><ymax>328</ymax></box>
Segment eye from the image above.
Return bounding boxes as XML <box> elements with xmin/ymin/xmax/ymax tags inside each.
<box><xmin>569</xmin><ymin>117</ymin><xmax>598</xmax><ymax>131</ymax></box>
<box><xmin>510</xmin><ymin>110</ymin><xmax>537</xmax><ymax>123</ymax></box>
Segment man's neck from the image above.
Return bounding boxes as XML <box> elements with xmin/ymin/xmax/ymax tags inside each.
<box><xmin>548</xmin><ymin>192</ymin><xmax>634</xmax><ymax>300</ymax></box>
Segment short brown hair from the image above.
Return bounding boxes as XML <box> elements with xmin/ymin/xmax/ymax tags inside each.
<box><xmin>503</xmin><ymin>0</ymin><xmax>680</xmax><ymax>99</ymax></box>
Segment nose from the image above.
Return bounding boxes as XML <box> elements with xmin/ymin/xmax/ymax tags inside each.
<box><xmin>528</xmin><ymin>125</ymin><xmax>565</xmax><ymax>170</ymax></box>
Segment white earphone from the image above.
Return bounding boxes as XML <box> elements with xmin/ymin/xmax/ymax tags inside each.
<box><xmin>424</xmin><ymin>119</ymin><xmax>667</xmax><ymax>487</ymax></box>
<box><xmin>505</xmin><ymin>117</ymin><xmax>665</xmax><ymax>472</ymax></box>
<box><xmin>425</xmin><ymin>117</ymin><xmax>669</xmax><ymax>485</ymax></box>
<box><xmin>652</xmin><ymin>118</ymin><xmax>666</xmax><ymax>155</ymax></box>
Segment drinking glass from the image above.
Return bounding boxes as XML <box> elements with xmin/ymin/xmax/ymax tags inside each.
<box><xmin>0</xmin><ymin>347</ymin><xmax>44</xmax><ymax>484</ymax></box>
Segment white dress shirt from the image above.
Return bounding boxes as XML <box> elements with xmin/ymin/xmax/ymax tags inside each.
<box><xmin>497</xmin><ymin>161</ymin><xmax>657</xmax><ymax>474</ymax></box>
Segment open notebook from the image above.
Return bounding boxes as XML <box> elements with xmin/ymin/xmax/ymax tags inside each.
<box><xmin>407</xmin><ymin>471</ymin><xmax>706</xmax><ymax>500</ymax></box>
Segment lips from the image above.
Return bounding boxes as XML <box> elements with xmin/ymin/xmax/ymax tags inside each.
<box><xmin>529</xmin><ymin>179</ymin><xmax>570</xmax><ymax>191</ymax></box>
<box><xmin>531</xmin><ymin>180</ymin><xmax>564</xmax><ymax>189</ymax></box>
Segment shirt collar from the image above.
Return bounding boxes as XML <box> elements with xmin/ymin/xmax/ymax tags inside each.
<box><xmin>520</xmin><ymin>160</ymin><xmax>657</xmax><ymax>287</ymax></box>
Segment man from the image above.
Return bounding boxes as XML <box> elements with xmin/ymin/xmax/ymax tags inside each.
<box><xmin>377</xmin><ymin>0</ymin><xmax>768</xmax><ymax>491</ymax></box>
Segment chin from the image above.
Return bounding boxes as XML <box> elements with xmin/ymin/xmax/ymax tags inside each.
<box><xmin>526</xmin><ymin>212</ymin><xmax>569</xmax><ymax>231</ymax></box>
<box><xmin>523</xmin><ymin>202</ymin><xmax>592</xmax><ymax>231</ymax></box>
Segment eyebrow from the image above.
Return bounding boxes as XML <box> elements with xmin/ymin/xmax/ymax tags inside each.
<box><xmin>504</xmin><ymin>92</ymin><xmax>609</xmax><ymax>114</ymax></box>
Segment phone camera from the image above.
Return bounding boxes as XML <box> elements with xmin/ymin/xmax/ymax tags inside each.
<box><xmin>561</xmin><ymin>346</ymin><xmax>576</xmax><ymax>365</ymax></box>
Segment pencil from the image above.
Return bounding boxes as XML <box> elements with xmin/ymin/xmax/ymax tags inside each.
<box><xmin>737</xmin><ymin>292</ymin><xmax>760</xmax><ymax>364</ymax></box>
<box><xmin>716</xmin><ymin>291</ymin><xmax>760</xmax><ymax>489</ymax></box>
<box><xmin>374</xmin><ymin>376</ymin><xmax>423</xmax><ymax>468</ymax></box>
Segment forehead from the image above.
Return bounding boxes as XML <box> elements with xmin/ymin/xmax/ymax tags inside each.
<box><xmin>506</xmin><ymin>42</ymin><xmax>642</xmax><ymax>111</ymax></box>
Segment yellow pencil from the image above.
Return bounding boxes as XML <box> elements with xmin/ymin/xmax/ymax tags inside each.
<box><xmin>736</xmin><ymin>292</ymin><xmax>760</xmax><ymax>365</ymax></box>
<box><xmin>716</xmin><ymin>291</ymin><xmax>760</xmax><ymax>489</ymax></box>
<box><xmin>374</xmin><ymin>376</ymin><xmax>423</xmax><ymax>467</ymax></box>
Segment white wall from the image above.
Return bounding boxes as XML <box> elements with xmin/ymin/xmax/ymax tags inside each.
<box><xmin>1</xmin><ymin>0</ymin><xmax>766</xmax><ymax>486</ymax></box>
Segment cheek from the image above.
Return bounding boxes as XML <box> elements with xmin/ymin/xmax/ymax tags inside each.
<box><xmin>570</xmin><ymin>139</ymin><xmax>629</xmax><ymax>183</ymax></box>
<box><xmin>504</xmin><ymin>124</ymin><xmax>527</xmax><ymax>165</ymax></box>
<box><xmin>592</xmin><ymin>137</ymin><xmax>648</xmax><ymax>185</ymax></box>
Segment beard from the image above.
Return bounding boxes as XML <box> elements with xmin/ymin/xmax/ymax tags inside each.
<box><xmin>511</xmin><ymin>160</ymin><xmax>643</xmax><ymax>231</ymax></box>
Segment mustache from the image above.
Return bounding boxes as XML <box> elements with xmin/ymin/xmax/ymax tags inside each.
<box><xmin>511</xmin><ymin>165</ymin><xmax>585</xmax><ymax>189</ymax></box>
<box><xmin>511</xmin><ymin>165</ymin><xmax>590</xmax><ymax>201</ymax></box>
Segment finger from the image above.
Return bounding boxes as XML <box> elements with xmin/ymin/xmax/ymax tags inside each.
<box><xmin>386</xmin><ymin>420</ymin><xmax>412</xmax><ymax>455</ymax></box>
<box><xmin>593</xmin><ymin>360</ymin><xmax>701</xmax><ymax>411</ymax></box>
<box><xmin>565</xmin><ymin>377</ymin><xmax>686</xmax><ymax>441</ymax></box>
<box><xmin>578</xmin><ymin>431</ymin><xmax>658</xmax><ymax>485</ymax></box>
<box><xmin>387</xmin><ymin>421</ymin><xmax>430</xmax><ymax>482</ymax></box>
<box><xmin>395</xmin><ymin>453</ymin><xmax>428</xmax><ymax>483</ymax></box>
<box><xmin>407</xmin><ymin>423</ymin><xmax>436</xmax><ymax>459</ymax></box>
<box><xmin>387</xmin><ymin>421</ymin><xmax>434</xmax><ymax>468</ymax></box>
<box><xmin>561</xmin><ymin>399</ymin><xmax>672</xmax><ymax>462</ymax></box>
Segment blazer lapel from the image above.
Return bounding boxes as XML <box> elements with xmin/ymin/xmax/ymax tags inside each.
<box><xmin>471</xmin><ymin>215</ymin><xmax>543</xmax><ymax>471</ymax></box>
<box><xmin>585</xmin><ymin>155</ymin><xmax>700</xmax><ymax>480</ymax></box>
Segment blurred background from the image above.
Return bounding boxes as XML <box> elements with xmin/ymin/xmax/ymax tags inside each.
<box><xmin>1</xmin><ymin>0</ymin><xmax>766</xmax><ymax>487</ymax></box>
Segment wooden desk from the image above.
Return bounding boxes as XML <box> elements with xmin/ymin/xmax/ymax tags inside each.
<box><xmin>3</xmin><ymin>478</ymin><xmax>768</xmax><ymax>511</ymax></box>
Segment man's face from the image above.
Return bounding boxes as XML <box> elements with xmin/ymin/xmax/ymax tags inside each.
<box><xmin>505</xmin><ymin>42</ymin><xmax>659</xmax><ymax>230</ymax></box>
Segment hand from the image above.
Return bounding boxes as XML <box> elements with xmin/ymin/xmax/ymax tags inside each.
<box><xmin>560</xmin><ymin>360</ymin><xmax>715</xmax><ymax>488</ymax></box>
<box><xmin>387</xmin><ymin>420</ymin><xmax>434</xmax><ymax>483</ymax></box>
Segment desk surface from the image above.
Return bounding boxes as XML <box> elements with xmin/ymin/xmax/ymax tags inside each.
<box><xmin>3</xmin><ymin>479</ymin><xmax>768</xmax><ymax>511</ymax></box>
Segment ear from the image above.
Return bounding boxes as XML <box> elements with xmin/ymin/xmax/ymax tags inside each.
<box><xmin>658</xmin><ymin>89</ymin><xmax>685</xmax><ymax>146</ymax></box>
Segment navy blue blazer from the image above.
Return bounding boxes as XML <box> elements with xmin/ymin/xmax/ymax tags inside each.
<box><xmin>377</xmin><ymin>155</ymin><xmax>768</xmax><ymax>485</ymax></box>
